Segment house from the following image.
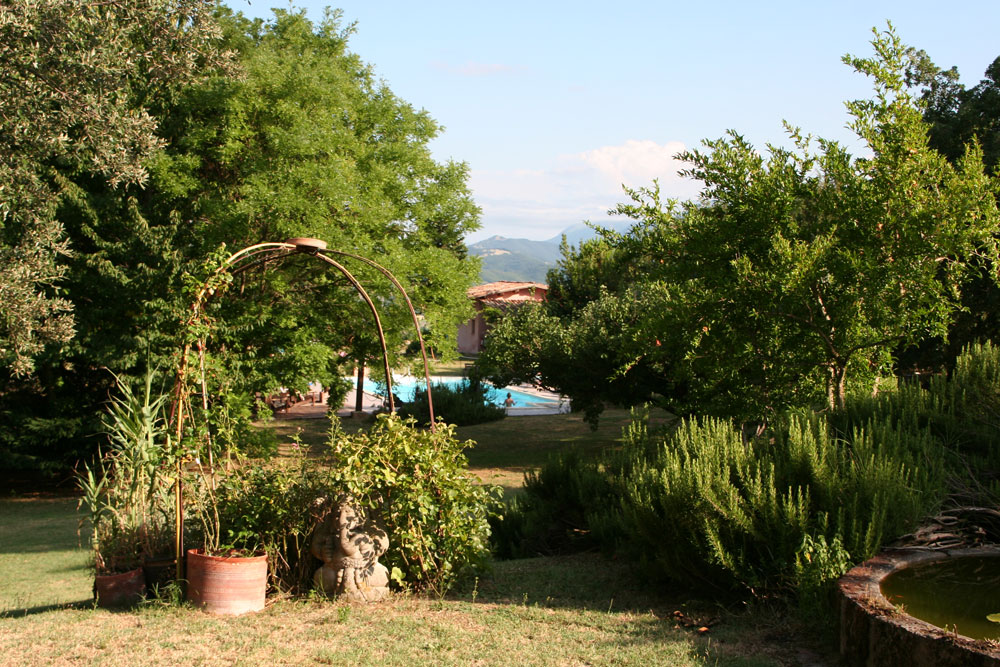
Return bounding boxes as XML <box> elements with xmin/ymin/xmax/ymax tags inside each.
<box><xmin>457</xmin><ymin>281</ymin><xmax>548</xmax><ymax>355</ymax></box>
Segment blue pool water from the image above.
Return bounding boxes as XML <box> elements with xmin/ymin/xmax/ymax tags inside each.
<box><xmin>355</xmin><ymin>376</ymin><xmax>557</xmax><ymax>408</ymax></box>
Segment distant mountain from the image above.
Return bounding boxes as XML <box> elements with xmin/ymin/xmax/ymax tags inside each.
<box><xmin>469</xmin><ymin>220</ymin><xmax>636</xmax><ymax>283</ymax></box>
<box><xmin>468</xmin><ymin>236</ymin><xmax>560</xmax><ymax>283</ymax></box>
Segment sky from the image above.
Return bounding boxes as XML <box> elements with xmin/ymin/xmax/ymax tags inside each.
<box><xmin>228</xmin><ymin>1</ymin><xmax>1000</xmax><ymax>243</ymax></box>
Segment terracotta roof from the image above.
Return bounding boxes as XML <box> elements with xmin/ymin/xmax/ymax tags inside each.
<box><xmin>467</xmin><ymin>281</ymin><xmax>547</xmax><ymax>299</ymax></box>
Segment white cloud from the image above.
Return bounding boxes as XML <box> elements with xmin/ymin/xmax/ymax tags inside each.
<box><xmin>468</xmin><ymin>139</ymin><xmax>700</xmax><ymax>241</ymax></box>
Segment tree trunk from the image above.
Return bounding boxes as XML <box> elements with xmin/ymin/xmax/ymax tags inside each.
<box><xmin>354</xmin><ymin>360</ymin><xmax>365</xmax><ymax>413</ymax></box>
<box><xmin>827</xmin><ymin>361</ymin><xmax>848</xmax><ymax>411</ymax></box>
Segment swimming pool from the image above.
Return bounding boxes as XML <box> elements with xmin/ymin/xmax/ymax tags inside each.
<box><xmin>354</xmin><ymin>376</ymin><xmax>558</xmax><ymax>408</ymax></box>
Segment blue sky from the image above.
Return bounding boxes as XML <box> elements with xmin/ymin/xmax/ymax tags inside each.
<box><xmin>229</xmin><ymin>1</ymin><xmax>1000</xmax><ymax>242</ymax></box>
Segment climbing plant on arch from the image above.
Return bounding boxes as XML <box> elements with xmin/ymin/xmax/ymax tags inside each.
<box><xmin>167</xmin><ymin>237</ymin><xmax>438</xmax><ymax>577</ymax></box>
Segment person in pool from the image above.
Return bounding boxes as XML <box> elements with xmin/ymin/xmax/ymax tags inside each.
<box><xmin>504</xmin><ymin>392</ymin><xmax>515</xmax><ymax>408</ymax></box>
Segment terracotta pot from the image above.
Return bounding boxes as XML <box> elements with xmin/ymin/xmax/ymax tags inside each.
<box><xmin>95</xmin><ymin>567</ymin><xmax>145</xmax><ymax>608</ymax></box>
<box><xmin>185</xmin><ymin>548</ymin><xmax>267</xmax><ymax>615</ymax></box>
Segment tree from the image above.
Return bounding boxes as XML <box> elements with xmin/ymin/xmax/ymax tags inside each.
<box><xmin>480</xmin><ymin>25</ymin><xmax>1000</xmax><ymax>425</ymax></box>
<box><xmin>633</xmin><ymin>26</ymin><xmax>997</xmax><ymax>415</ymax></box>
<box><xmin>908</xmin><ymin>51</ymin><xmax>1000</xmax><ymax>173</ymax></box>
<box><xmin>897</xmin><ymin>50</ymin><xmax>1000</xmax><ymax>371</ymax></box>
<box><xmin>151</xmin><ymin>8</ymin><xmax>480</xmax><ymax>402</ymax></box>
<box><xmin>0</xmin><ymin>0</ymin><xmax>229</xmax><ymax>377</ymax></box>
<box><xmin>1</xmin><ymin>7</ymin><xmax>481</xmax><ymax>470</ymax></box>
<box><xmin>478</xmin><ymin>247</ymin><xmax>679</xmax><ymax>426</ymax></box>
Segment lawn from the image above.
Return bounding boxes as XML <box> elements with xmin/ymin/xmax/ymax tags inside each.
<box><xmin>263</xmin><ymin>407</ymin><xmax>665</xmax><ymax>493</ymax></box>
<box><xmin>0</xmin><ymin>412</ymin><xmax>837</xmax><ymax>666</ymax></box>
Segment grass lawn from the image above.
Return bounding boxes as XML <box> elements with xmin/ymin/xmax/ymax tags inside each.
<box><xmin>0</xmin><ymin>412</ymin><xmax>838</xmax><ymax>665</ymax></box>
<box><xmin>262</xmin><ymin>407</ymin><xmax>666</xmax><ymax>493</ymax></box>
<box><xmin>0</xmin><ymin>494</ymin><xmax>832</xmax><ymax>666</ymax></box>
<box><xmin>0</xmin><ymin>497</ymin><xmax>92</xmax><ymax>614</ymax></box>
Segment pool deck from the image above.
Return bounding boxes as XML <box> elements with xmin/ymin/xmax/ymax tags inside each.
<box><xmin>503</xmin><ymin>384</ymin><xmax>569</xmax><ymax>416</ymax></box>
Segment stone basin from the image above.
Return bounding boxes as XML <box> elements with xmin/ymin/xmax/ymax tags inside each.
<box><xmin>838</xmin><ymin>547</ymin><xmax>1000</xmax><ymax>666</ymax></box>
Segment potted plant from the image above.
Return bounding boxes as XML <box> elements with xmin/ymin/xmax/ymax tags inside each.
<box><xmin>77</xmin><ymin>368</ymin><xmax>175</xmax><ymax>607</ymax></box>
<box><xmin>77</xmin><ymin>456</ymin><xmax>145</xmax><ymax>607</ymax></box>
<box><xmin>184</xmin><ymin>460</ymin><xmax>268</xmax><ymax>615</ymax></box>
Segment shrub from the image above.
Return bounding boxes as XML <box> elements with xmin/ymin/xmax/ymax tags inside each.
<box><xmin>326</xmin><ymin>414</ymin><xmax>501</xmax><ymax>594</ymax></box>
<box><xmin>189</xmin><ymin>414</ymin><xmax>499</xmax><ymax>597</ymax></box>
<box><xmin>617</xmin><ymin>410</ymin><xmax>946</xmax><ymax>594</ymax></box>
<box><xmin>77</xmin><ymin>369</ymin><xmax>175</xmax><ymax>574</ymax></box>
<box><xmin>209</xmin><ymin>449</ymin><xmax>330</xmax><ymax>593</ymax></box>
<box><xmin>489</xmin><ymin>450</ymin><xmax>614</xmax><ymax>559</ymax></box>
<box><xmin>497</xmin><ymin>342</ymin><xmax>1000</xmax><ymax>606</ymax></box>
<box><xmin>326</xmin><ymin>376</ymin><xmax>354</xmax><ymax>412</ymax></box>
<box><xmin>497</xmin><ymin>402</ymin><xmax>950</xmax><ymax>602</ymax></box>
<box><xmin>398</xmin><ymin>378</ymin><xmax>506</xmax><ymax>427</ymax></box>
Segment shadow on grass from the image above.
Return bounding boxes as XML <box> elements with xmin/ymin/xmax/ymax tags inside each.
<box><xmin>0</xmin><ymin>599</ymin><xmax>93</xmax><ymax>619</ymax></box>
<box><xmin>449</xmin><ymin>552</ymin><xmax>837</xmax><ymax>666</ymax></box>
<box><xmin>457</xmin><ymin>552</ymin><xmax>689</xmax><ymax>613</ymax></box>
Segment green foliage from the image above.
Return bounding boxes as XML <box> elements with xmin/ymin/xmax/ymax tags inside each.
<box><xmin>500</xmin><ymin>342</ymin><xmax>1000</xmax><ymax>605</ymax></box>
<box><xmin>399</xmin><ymin>379</ymin><xmax>506</xmax><ymax>427</ymax></box>
<box><xmin>497</xmin><ymin>390</ymin><xmax>966</xmax><ymax>603</ymax></box>
<box><xmin>0</xmin><ymin>0</ymin><xmax>230</xmax><ymax>378</ymax></box>
<box><xmin>637</xmin><ymin>410</ymin><xmax>945</xmax><ymax>593</ymax></box>
<box><xmin>211</xmin><ymin>451</ymin><xmax>330</xmax><ymax>592</ymax></box>
<box><xmin>76</xmin><ymin>368</ymin><xmax>175</xmax><ymax>573</ymax></box>
<box><xmin>793</xmin><ymin>534</ymin><xmax>852</xmax><ymax>616</ymax></box>
<box><xmin>326</xmin><ymin>414</ymin><xmax>500</xmax><ymax>594</ymax></box>
<box><xmin>910</xmin><ymin>51</ymin><xmax>1000</xmax><ymax>173</ymax></box>
<box><xmin>475</xmin><ymin>302</ymin><xmax>564</xmax><ymax>391</ymax></box>
<box><xmin>325</xmin><ymin>376</ymin><xmax>354</xmax><ymax>413</ymax></box>
<box><xmin>479</xmin><ymin>26</ymin><xmax>1000</xmax><ymax>427</ymax></box>
<box><xmin>3</xmin><ymin>6</ymin><xmax>479</xmax><ymax>473</ymax></box>
<box><xmin>838</xmin><ymin>341</ymin><xmax>1000</xmax><ymax>471</ymax></box>
<box><xmin>489</xmin><ymin>450</ymin><xmax>613</xmax><ymax>559</ymax></box>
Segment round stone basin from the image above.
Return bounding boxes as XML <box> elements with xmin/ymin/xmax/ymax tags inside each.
<box><xmin>838</xmin><ymin>547</ymin><xmax>1000</xmax><ymax>666</ymax></box>
<box><xmin>881</xmin><ymin>554</ymin><xmax>1000</xmax><ymax>640</ymax></box>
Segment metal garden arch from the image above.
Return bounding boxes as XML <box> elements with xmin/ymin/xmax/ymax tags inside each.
<box><xmin>169</xmin><ymin>237</ymin><xmax>437</xmax><ymax>577</ymax></box>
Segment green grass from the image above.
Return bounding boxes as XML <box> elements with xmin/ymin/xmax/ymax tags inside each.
<box><xmin>458</xmin><ymin>407</ymin><xmax>672</xmax><ymax>492</ymax></box>
<box><xmin>0</xmin><ymin>497</ymin><xmax>92</xmax><ymax>614</ymax></box>
<box><xmin>0</xmin><ymin>411</ymin><xmax>837</xmax><ymax>665</ymax></box>
<box><xmin>260</xmin><ymin>407</ymin><xmax>670</xmax><ymax>493</ymax></box>
<box><xmin>0</xmin><ymin>497</ymin><xmax>829</xmax><ymax>665</ymax></box>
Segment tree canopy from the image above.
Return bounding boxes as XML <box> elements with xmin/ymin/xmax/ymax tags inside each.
<box><xmin>896</xmin><ymin>49</ymin><xmax>1000</xmax><ymax>370</ymax></box>
<box><xmin>0</xmin><ymin>0</ymin><xmax>229</xmax><ymax>378</ymax></box>
<box><xmin>1</xmin><ymin>6</ymin><xmax>480</xmax><ymax>471</ymax></box>
<box><xmin>478</xmin><ymin>26</ymin><xmax>1000</xmax><ymax>426</ymax></box>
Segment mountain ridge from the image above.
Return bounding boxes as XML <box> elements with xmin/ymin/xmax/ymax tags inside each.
<box><xmin>468</xmin><ymin>221</ymin><xmax>633</xmax><ymax>283</ymax></box>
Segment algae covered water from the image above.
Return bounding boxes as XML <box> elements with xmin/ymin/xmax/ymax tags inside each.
<box><xmin>880</xmin><ymin>556</ymin><xmax>1000</xmax><ymax>640</ymax></box>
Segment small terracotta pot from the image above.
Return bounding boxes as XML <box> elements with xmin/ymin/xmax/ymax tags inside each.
<box><xmin>185</xmin><ymin>548</ymin><xmax>267</xmax><ymax>615</ymax></box>
<box><xmin>95</xmin><ymin>567</ymin><xmax>145</xmax><ymax>608</ymax></box>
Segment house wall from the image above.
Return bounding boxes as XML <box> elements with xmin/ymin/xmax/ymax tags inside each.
<box><xmin>457</xmin><ymin>308</ymin><xmax>485</xmax><ymax>355</ymax></box>
<box><xmin>457</xmin><ymin>285</ymin><xmax>547</xmax><ymax>355</ymax></box>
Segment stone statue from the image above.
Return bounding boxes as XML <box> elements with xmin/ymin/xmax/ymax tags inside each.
<box><xmin>311</xmin><ymin>496</ymin><xmax>389</xmax><ymax>602</ymax></box>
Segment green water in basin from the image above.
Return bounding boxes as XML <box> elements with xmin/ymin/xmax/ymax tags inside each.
<box><xmin>880</xmin><ymin>555</ymin><xmax>1000</xmax><ymax>640</ymax></box>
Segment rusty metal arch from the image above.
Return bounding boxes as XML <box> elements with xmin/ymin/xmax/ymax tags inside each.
<box><xmin>169</xmin><ymin>238</ymin><xmax>437</xmax><ymax>577</ymax></box>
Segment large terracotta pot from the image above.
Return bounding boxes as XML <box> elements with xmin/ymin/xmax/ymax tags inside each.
<box><xmin>185</xmin><ymin>548</ymin><xmax>267</xmax><ymax>615</ymax></box>
<box><xmin>95</xmin><ymin>567</ymin><xmax>145</xmax><ymax>608</ymax></box>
